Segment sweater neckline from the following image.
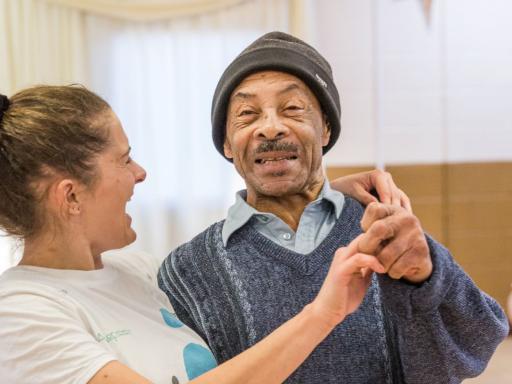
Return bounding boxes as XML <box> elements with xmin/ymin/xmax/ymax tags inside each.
<box><xmin>232</xmin><ymin>197</ymin><xmax>363</xmax><ymax>276</ymax></box>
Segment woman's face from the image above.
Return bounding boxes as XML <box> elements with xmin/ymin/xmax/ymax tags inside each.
<box><xmin>81</xmin><ymin>110</ymin><xmax>146</xmax><ymax>256</ymax></box>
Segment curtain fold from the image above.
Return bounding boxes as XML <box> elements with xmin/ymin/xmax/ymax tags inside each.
<box><xmin>0</xmin><ymin>0</ymin><xmax>88</xmax><ymax>96</ymax></box>
<box><xmin>287</xmin><ymin>0</ymin><xmax>315</xmax><ymax>42</ymax></box>
<box><xmin>45</xmin><ymin>0</ymin><xmax>249</xmax><ymax>21</ymax></box>
<box><xmin>86</xmin><ymin>0</ymin><xmax>290</xmax><ymax>258</ymax></box>
<box><xmin>0</xmin><ymin>0</ymin><xmax>91</xmax><ymax>268</ymax></box>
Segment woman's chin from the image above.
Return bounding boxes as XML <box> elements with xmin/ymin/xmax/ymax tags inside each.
<box><xmin>125</xmin><ymin>227</ymin><xmax>137</xmax><ymax>245</ymax></box>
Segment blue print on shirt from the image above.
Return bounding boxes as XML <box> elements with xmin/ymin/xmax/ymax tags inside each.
<box><xmin>160</xmin><ymin>308</ymin><xmax>184</xmax><ymax>328</ymax></box>
<box><xmin>183</xmin><ymin>343</ymin><xmax>217</xmax><ymax>380</ymax></box>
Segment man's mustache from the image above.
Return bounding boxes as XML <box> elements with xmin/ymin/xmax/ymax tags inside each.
<box><xmin>254</xmin><ymin>140</ymin><xmax>298</xmax><ymax>155</ymax></box>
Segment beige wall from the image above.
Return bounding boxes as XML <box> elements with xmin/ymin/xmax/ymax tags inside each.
<box><xmin>315</xmin><ymin>0</ymin><xmax>512</xmax><ymax>169</ymax></box>
<box><xmin>327</xmin><ymin>162</ymin><xmax>512</xmax><ymax>309</ymax></box>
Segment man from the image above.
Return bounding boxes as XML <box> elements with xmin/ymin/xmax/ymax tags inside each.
<box><xmin>158</xmin><ymin>32</ymin><xmax>509</xmax><ymax>383</ymax></box>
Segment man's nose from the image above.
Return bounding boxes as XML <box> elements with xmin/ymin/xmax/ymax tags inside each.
<box><xmin>253</xmin><ymin>110</ymin><xmax>289</xmax><ymax>140</ymax></box>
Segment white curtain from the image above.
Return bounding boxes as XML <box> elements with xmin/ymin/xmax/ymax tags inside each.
<box><xmin>45</xmin><ymin>0</ymin><xmax>249</xmax><ymax>21</ymax></box>
<box><xmin>86</xmin><ymin>0</ymin><xmax>290</xmax><ymax>259</ymax></box>
<box><xmin>0</xmin><ymin>0</ymin><xmax>294</xmax><ymax>270</ymax></box>
<box><xmin>0</xmin><ymin>0</ymin><xmax>90</xmax><ymax>271</ymax></box>
<box><xmin>0</xmin><ymin>0</ymin><xmax>88</xmax><ymax>96</ymax></box>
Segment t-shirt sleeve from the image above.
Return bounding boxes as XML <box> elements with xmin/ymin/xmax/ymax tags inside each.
<box><xmin>0</xmin><ymin>292</ymin><xmax>116</xmax><ymax>384</ymax></box>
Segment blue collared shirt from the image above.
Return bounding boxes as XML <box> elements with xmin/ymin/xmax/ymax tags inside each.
<box><xmin>222</xmin><ymin>181</ymin><xmax>345</xmax><ymax>254</ymax></box>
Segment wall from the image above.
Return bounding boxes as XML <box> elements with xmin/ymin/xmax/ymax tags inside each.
<box><xmin>315</xmin><ymin>0</ymin><xmax>512</xmax><ymax>308</ymax></box>
<box><xmin>328</xmin><ymin>163</ymin><xmax>512</xmax><ymax>308</ymax></box>
<box><xmin>315</xmin><ymin>0</ymin><xmax>512</xmax><ymax>166</ymax></box>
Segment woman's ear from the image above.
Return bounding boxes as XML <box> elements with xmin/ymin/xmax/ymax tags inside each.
<box><xmin>52</xmin><ymin>179</ymin><xmax>82</xmax><ymax>216</ymax></box>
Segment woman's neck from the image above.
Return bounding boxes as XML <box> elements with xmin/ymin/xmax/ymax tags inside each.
<box><xmin>20</xmin><ymin>231</ymin><xmax>100</xmax><ymax>271</ymax></box>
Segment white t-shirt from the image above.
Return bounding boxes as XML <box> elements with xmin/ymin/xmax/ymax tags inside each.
<box><xmin>0</xmin><ymin>251</ymin><xmax>217</xmax><ymax>384</ymax></box>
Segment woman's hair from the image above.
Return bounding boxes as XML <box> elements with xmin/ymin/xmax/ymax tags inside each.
<box><xmin>0</xmin><ymin>85</ymin><xmax>111</xmax><ymax>239</ymax></box>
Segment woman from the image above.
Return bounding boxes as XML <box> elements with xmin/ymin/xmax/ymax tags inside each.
<box><xmin>0</xmin><ymin>85</ymin><xmax>404</xmax><ymax>384</ymax></box>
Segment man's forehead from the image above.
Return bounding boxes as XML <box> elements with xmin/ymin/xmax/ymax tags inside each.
<box><xmin>230</xmin><ymin>70</ymin><xmax>310</xmax><ymax>100</ymax></box>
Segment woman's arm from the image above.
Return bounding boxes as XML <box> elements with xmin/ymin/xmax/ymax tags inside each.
<box><xmin>89</xmin><ymin>361</ymin><xmax>151</xmax><ymax>384</ymax></box>
<box><xmin>89</xmin><ymin>236</ymin><xmax>384</xmax><ymax>384</ymax></box>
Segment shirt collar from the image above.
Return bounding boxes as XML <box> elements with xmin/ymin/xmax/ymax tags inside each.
<box><xmin>222</xmin><ymin>180</ymin><xmax>345</xmax><ymax>246</ymax></box>
<box><xmin>319</xmin><ymin>180</ymin><xmax>345</xmax><ymax>218</ymax></box>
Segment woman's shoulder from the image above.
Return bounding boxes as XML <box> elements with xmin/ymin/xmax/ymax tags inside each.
<box><xmin>0</xmin><ymin>266</ymin><xmax>58</xmax><ymax>297</ymax></box>
<box><xmin>0</xmin><ymin>267</ymin><xmax>78</xmax><ymax>320</ymax></box>
<box><xmin>102</xmin><ymin>249</ymin><xmax>162</xmax><ymax>284</ymax></box>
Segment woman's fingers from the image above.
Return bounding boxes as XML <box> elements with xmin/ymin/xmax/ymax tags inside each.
<box><xmin>343</xmin><ymin>252</ymin><xmax>386</xmax><ymax>275</ymax></box>
<box><xmin>400</xmin><ymin>189</ymin><xmax>413</xmax><ymax>213</ymax></box>
<box><xmin>334</xmin><ymin>234</ymin><xmax>364</xmax><ymax>262</ymax></box>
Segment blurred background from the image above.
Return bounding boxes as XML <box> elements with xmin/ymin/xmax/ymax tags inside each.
<box><xmin>1</xmin><ymin>1</ymin><xmax>511</xmax><ymax>381</ymax></box>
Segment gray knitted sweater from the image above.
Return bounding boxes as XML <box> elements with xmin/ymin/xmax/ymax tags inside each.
<box><xmin>158</xmin><ymin>197</ymin><xmax>509</xmax><ymax>383</ymax></box>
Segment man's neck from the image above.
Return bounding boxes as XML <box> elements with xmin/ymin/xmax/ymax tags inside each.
<box><xmin>246</xmin><ymin>179</ymin><xmax>325</xmax><ymax>231</ymax></box>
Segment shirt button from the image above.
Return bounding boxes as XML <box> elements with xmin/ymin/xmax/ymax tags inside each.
<box><xmin>282</xmin><ymin>233</ymin><xmax>292</xmax><ymax>240</ymax></box>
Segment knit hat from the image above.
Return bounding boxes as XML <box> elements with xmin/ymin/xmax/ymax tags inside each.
<box><xmin>211</xmin><ymin>31</ymin><xmax>341</xmax><ymax>161</ymax></box>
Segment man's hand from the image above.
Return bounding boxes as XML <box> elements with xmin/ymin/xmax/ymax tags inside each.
<box><xmin>311</xmin><ymin>235</ymin><xmax>386</xmax><ymax>328</ymax></box>
<box><xmin>330</xmin><ymin>169</ymin><xmax>412</xmax><ymax>213</ymax></box>
<box><xmin>358</xmin><ymin>202</ymin><xmax>432</xmax><ymax>284</ymax></box>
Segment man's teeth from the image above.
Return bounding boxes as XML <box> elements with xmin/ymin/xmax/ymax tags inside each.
<box><xmin>258</xmin><ymin>156</ymin><xmax>297</xmax><ymax>164</ymax></box>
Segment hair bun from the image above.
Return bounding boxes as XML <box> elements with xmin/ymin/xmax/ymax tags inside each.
<box><xmin>0</xmin><ymin>94</ymin><xmax>10</xmax><ymax>121</ymax></box>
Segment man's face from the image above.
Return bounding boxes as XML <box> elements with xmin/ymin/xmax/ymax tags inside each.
<box><xmin>224</xmin><ymin>71</ymin><xmax>330</xmax><ymax>198</ymax></box>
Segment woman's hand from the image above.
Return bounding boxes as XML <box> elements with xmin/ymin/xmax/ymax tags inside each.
<box><xmin>309</xmin><ymin>235</ymin><xmax>386</xmax><ymax>328</ymax></box>
<box><xmin>330</xmin><ymin>169</ymin><xmax>412</xmax><ymax>213</ymax></box>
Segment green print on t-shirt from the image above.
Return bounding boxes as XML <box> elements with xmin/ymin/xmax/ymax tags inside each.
<box><xmin>95</xmin><ymin>329</ymin><xmax>131</xmax><ymax>343</ymax></box>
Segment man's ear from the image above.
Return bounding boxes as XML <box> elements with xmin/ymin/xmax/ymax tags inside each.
<box><xmin>224</xmin><ymin>137</ymin><xmax>234</xmax><ymax>159</ymax></box>
<box><xmin>321</xmin><ymin>115</ymin><xmax>331</xmax><ymax>147</ymax></box>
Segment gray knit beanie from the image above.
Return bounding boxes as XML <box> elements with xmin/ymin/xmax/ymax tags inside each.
<box><xmin>211</xmin><ymin>31</ymin><xmax>341</xmax><ymax>161</ymax></box>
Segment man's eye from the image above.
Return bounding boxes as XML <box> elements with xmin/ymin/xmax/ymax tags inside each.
<box><xmin>285</xmin><ymin>105</ymin><xmax>302</xmax><ymax>111</ymax></box>
<box><xmin>239</xmin><ymin>110</ymin><xmax>256</xmax><ymax>116</ymax></box>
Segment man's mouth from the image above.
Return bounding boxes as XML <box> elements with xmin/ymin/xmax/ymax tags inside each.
<box><xmin>255</xmin><ymin>155</ymin><xmax>298</xmax><ymax>164</ymax></box>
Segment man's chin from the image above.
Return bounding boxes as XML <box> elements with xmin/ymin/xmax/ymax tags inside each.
<box><xmin>253</xmin><ymin>180</ymin><xmax>305</xmax><ymax>197</ymax></box>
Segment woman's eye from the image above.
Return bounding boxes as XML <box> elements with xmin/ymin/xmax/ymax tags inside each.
<box><xmin>285</xmin><ymin>105</ymin><xmax>302</xmax><ymax>111</ymax></box>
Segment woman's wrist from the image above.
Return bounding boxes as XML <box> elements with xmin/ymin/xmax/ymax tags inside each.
<box><xmin>302</xmin><ymin>302</ymin><xmax>346</xmax><ymax>333</ymax></box>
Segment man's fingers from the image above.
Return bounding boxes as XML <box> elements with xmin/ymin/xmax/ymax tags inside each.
<box><xmin>358</xmin><ymin>218</ymin><xmax>399</xmax><ymax>255</ymax></box>
<box><xmin>384</xmin><ymin>250</ymin><xmax>412</xmax><ymax>279</ymax></box>
<box><xmin>360</xmin><ymin>202</ymin><xmax>400</xmax><ymax>232</ymax></box>
<box><xmin>377</xmin><ymin>230</ymin><xmax>431</xmax><ymax>281</ymax></box>
<box><xmin>368</xmin><ymin>237</ymin><xmax>402</xmax><ymax>271</ymax></box>
<box><xmin>387</xmin><ymin>252</ymin><xmax>427</xmax><ymax>281</ymax></box>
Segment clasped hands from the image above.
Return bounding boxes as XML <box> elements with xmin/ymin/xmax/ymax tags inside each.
<box><xmin>312</xmin><ymin>202</ymin><xmax>432</xmax><ymax>329</ymax></box>
<box><xmin>358</xmin><ymin>202</ymin><xmax>432</xmax><ymax>284</ymax></box>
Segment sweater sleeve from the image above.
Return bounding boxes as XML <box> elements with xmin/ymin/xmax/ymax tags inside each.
<box><xmin>157</xmin><ymin>246</ymin><xmax>208</xmax><ymax>343</ymax></box>
<box><xmin>377</xmin><ymin>234</ymin><xmax>509</xmax><ymax>383</ymax></box>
